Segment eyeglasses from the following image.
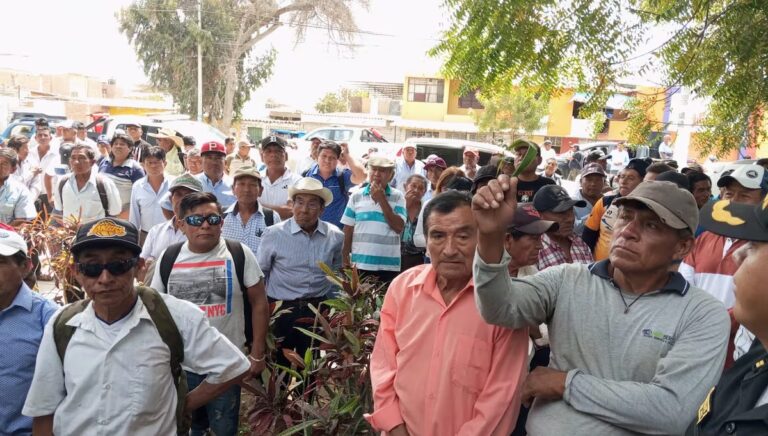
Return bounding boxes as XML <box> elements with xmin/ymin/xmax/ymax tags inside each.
<box><xmin>293</xmin><ymin>199</ymin><xmax>322</xmax><ymax>210</ymax></box>
<box><xmin>184</xmin><ymin>213</ymin><xmax>223</xmax><ymax>226</ymax></box>
<box><xmin>76</xmin><ymin>258</ymin><xmax>138</xmax><ymax>278</ymax></box>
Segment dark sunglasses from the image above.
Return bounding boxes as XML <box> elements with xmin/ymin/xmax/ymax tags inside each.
<box><xmin>76</xmin><ymin>258</ymin><xmax>138</xmax><ymax>278</ymax></box>
<box><xmin>184</xmin><ymin>214</ymin><xmax>223</xmax><ymax>226</ymax></box>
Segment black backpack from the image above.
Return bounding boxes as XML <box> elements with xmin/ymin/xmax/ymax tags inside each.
<box><xmin>58</xmin><ymin>174</ymin><xmax>110</xmax><ymax>216</ymax></box>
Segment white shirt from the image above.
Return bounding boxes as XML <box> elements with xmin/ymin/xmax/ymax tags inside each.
<box><xmin>151</xmin><ymin>239</ymin><xmax>264</xmax><ymax>348</ymax></box>
<box><xmin>22</xmin><ymin>294</ymin><xmax>250</xmax><ymax>436</ymax></box>
<box><xmin>129</xmin><ymin>176</ymin><xmax>172</xmax><ymax>232</ymax></box>
<box><xmin>27</xmin><ymin>144</ymin><xmax>59</xmax><ymax>197</ymax></box>
<box><xmin>538</xmin><ymin>147</ymin><xmax>557</xmax><ymax>169</ymax></box>
<box><xmin>54</xmin><ymin>171</ymin><xmax>122</xmax><ymax>223</ymax></box>
<box><xmin>391</xmin><ymin>157</ymin><xmax>426</xmax><ymax>192</ymax></box>
<box><xmin>659</xmin><ymin>142</ymin><xmax>674</xmax><ymax>159</ymax></box>
<box><xmin>259</xmin><ymin>168</ymin><xmax>301</xmax><ymax>208</ymax></box>
<box><xmin>610</xmin><ymin>149</ymin><xmax>630</xmax><ymax>172</ymax></box>
<box><xmin>140</xmin><ymin>219</ymin><xmax>187</xmax><ymax>261</ymax></box>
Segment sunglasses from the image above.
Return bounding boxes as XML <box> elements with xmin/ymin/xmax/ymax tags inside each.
<box><xmin>76</xmin><ymin>258</ymin><xmax>138</xmax><ymax>278</ymax></box>
<box><xmin>184</xmin><ymin>214</ymin><xmax>223</xmax><ymax>226</ymax></box>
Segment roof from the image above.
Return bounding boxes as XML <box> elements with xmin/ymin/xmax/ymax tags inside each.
<box><xmin>392</xmin><ymin>118</ymin><xmax>479</xmax><ymax>133</ymax></box>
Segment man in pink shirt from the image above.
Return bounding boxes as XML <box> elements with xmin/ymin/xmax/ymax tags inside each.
<box><xmin>366</xmin><ymin>190</ymin><xmax>530</xmax><ymax>435</ymax></box>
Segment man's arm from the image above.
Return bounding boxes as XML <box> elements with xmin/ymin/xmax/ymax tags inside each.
<box><xmin>364</xmin><ymin>286</ymin><xmax>406</xmax><ymax>432</ymax></box>
<box><xmin>562</xmin><ymin>299</ymin><xmax>730</xmax><ymax>434</ymax></box>
<box><xmin>260</xmin><ymin>202</ymin><xmax>293</xmax><ymax>220</ymax></box>
<box><xmin>457</xmin><ymin>328</ymin><xmax>530</xmax><ymax>436</ymax></box>
<box><xmin>343</xmin><ymin>145</ymin><xmax>366</xmax><ymax>184</ymax></box>
<box><xmin>246</xmin><ymin>280</ymin><xmax>269</xmax><ymax>375</ymax></box>
<box><xmin>32</xmin><ymin>415</ymin><xmax>53</xmax><ymax>436</ymax></box>
<box><xmin>185</xmin><ymin>373</ymin><xmax>247</xmax><ymax>412</ymax></box>
<box><xmin>342</xmin><ymin>224</ymin><xmax>354</xmax><ymax>268</ymax></box>
<box><xmin>128</xmin><ymin>184</ymin><xmax>142</xmax><ymax>228</ymax></box>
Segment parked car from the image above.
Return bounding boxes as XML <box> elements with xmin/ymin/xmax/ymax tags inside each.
<box><xmin>86</xmin><ymin>115</ymin><xmax>227</xmax><ymax>146</ymax></box>
<box><xmin>0</xmin><ymin>120</ymin><xmax>37</xmax><ymax>142</ymax></box>
<box><xmin>403</xmin><ymin>137</ymin><xmax>510</xmax><ymax>167</ymax></box>
<box><xmin>291</xmin><ymin>125</ymin><xmax>397</xmax><ymax>162</ymax></box>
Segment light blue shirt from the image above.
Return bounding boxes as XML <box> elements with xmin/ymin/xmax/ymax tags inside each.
<box><xmin>129</xmin><ymin>176</ymin><xmax>171</xmax><ymax>232</ymax></box>
<box><xmin>572</xmin><ymin>189</ymin><xmax>596</xmax><ymax>237</ymax></box>
<box><xmin>195</xmin><ymin>173</ymin><xmax>236</xmax><ymax>209</ymax></box>
<box><xmin>390</xmin><ymin>157</ymin><xmax>426</xmax><ymax>192</ymax></box>
<box><xmin>256</xmin><ymin>218</ymin><xmax>344</xmax><ymax>300</ymax></box>
<box><xmin>221</xmin><ymin>203</ymin><xmax>280</xmax><ymax>256</ymax></box>
<box><xmin>0</xmin><ymin>178</ymin><xmax>37</xmax><ymax>224</ymax></box>
<box><xmin>0</xmin><ymin>283</ymin><xmax>57</xmax><ymax>435</ymax></box>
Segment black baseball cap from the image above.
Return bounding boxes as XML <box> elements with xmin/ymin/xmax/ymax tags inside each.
<box><xmin>471</xmin><ymin>165</ymin><xmax>499</xmax><ymax>194</ymax></box>
<box><xmin>509</xmin><ymin>203</ymin><xmax>558</xmax><ymax>235</ymax></box>
<box><xmin>533</xmin><ymin>185</ymin><xmax>586</xmax><ymax>213</ymax></box>
<box><xmin>260</xmin><ymin>135</ymin><xmax>287</xmax><ymax>149</ymax></box>
<box><xmin>624</xmin><ymin>158</ymin><xmax>650</xmax><ymax>178</ymax></box>
<box><xmin>71</xmin><ymin>218</ymin><xmax>142</xmax><ymax>256</ymax></box>
<box><xmin>699</xmin><ymin>198</ymin><xmax>768</xmax><ymax>242</ymax></box>
<box><xmin>182</xmin><ymin>136</ymin><xmax>196</xmax><ymax>147</ymax></box>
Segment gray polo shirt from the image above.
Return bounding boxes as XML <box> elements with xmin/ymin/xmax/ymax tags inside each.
<box><xmin>473</xmin><ymin>250</ymin><xmax>730</xmax><ymax>435</ymax></box>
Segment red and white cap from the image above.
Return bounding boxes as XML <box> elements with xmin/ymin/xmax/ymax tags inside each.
<box><xmin>0</xmin><ymin>228</ymin><xmax>27</xmax><ymax>256</ymax></box>
<box><xmin>200</xmin><ymin>141</ymin><xmax>226</xmax><ymax>155</ymax></box>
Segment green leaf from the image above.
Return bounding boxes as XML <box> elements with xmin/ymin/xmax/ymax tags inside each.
<box><xmin>294</xmin><ymin>327</ymin><xmax>333</xmax><ymax>345</ymax></box>
<box><xmin>343</xmin><ymin>329</ymin><xmax>361</xmax><ymax>355</ymax></box>
<box><xmin>277</xmin><ymin>419</ymin><xmax>321</xmax><ymax>436</ymax></box>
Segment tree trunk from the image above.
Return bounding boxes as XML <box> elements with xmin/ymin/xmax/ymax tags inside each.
<box><xmin>220</xmin><ymin>59</ymin><xmax>239</xmax><ymax>134</ymax></box>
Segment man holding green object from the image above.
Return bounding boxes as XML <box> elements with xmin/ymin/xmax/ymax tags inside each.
<box><xmin>512</xmin><ymin>140</ymin><xmax>556</xmax><ymax>203</ymax></box>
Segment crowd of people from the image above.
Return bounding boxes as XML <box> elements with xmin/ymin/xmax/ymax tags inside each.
<box><xmin>0</xmin><ymin>120</ymin><xmax>767</xmax><ymax>436</ymax></box>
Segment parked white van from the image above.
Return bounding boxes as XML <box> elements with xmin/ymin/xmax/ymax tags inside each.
<box><xmin>403</xmin><ymin>137</ymin><xmax>510</xmax><ymax>167</ymax></box>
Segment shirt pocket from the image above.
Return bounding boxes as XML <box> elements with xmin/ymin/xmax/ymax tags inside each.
<box><xmin>450</xmin><ymin>334</ymin><xmax>492</xmax><ymax>394</ymax></box>
<box><xmin>0</xmin><ymin>200</ymin><xmax>16</xmax><ymax>219</ymax></box>
<box><xmin>130</xmin><ymin>361</ymin><xmax>172</xmax><ymax>416</ymax></box>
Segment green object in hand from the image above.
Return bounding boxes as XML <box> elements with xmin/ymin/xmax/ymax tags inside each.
<box><xmin>511</xmin><ymin>139</ymin><xmax>538</xmax><ymax>177</ymax></box>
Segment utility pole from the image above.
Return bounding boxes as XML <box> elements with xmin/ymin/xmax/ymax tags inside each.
<box><xmin>197</xmin><ymin>0</ymin><xmax>203</xmax><ymax>122</ymax></box>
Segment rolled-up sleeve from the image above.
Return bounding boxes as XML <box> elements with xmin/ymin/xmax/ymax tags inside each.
<box><xmin>364</xmin><ymin>286</ymin><xmax>404</xmax><ymax>431</ymax></box>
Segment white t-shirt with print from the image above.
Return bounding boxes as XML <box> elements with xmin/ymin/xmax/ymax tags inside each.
<box><xmin>150</xmin><ymin>239</ymin><xmax>263</xmax><ymax>348</ymax></box>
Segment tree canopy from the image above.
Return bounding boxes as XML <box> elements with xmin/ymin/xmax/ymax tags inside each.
<box><xmin>120</xmin><ymin>0</ymin><xmax>365</xmax><ymax>132</ymax></box>
<box><xmin>315</xmin><ymin>92</ymin><xmax>348</xmax><ymax>113</ymax></box>
<box><xmin>431</xmin><ymin>0</ymin><xmax>768</xmax><ymax>152</ymax></box>
<box><xmin>473</xmin><ymin>89</ymin><xmax>548</xmax><ymax>143</ymax></box>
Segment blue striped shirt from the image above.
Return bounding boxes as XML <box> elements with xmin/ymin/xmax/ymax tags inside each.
<box><xmin>305</xmin><ymin>164</ymin><xmax>355</xmax><ymax>228</ymax></box>
<box><xmin>221</xmin><ymin>203</ymin><xmax>280</xmax><ymax>256</ymax></box>
<box><xmin>256</xmin><ymin>218</ymin><xmax>344</xmax><ymax>300</ymax></box>
<box><xmin>340</xmin><ymin>185</ymin><xmax>406</xmax><ymax>271</ymax></box>
<box><xmin>0</xmin><ymin>283</ymin><xmax>57</xmax><ymax>434</ymax></box>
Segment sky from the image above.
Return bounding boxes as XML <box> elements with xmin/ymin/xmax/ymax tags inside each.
<box><xmin>0</xmin><ymin>0</ymin><xmax>447</xmax><ymax>113</ymax></box>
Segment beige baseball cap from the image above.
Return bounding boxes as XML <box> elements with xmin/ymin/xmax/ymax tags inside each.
<box><xmin>614</xmin><ymin>181</ymin><xmax>699</xmax><ymax>234</ymax></box>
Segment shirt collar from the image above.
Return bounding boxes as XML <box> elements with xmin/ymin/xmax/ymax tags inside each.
<box><xmin>289</xmin><ymin>217</ymin><xmax>327</xmax><ymax>236</ymax></box>
<box><xmin>66</xmin><ymin>294</ymin><xmax>148</xmax><ymax>332</ymax></box>
<box><xmin>406</xmin><ymin>264</ymin><xmax>474</xmax><ymax>301</ymax></box>
<box><xmin>225</xmin><ymin>202</ymin><xmax>262</xmax><ymax>216</ymax></box>
<box><xmin>7</xmin><ymin>282</ymin><xmax>35</xmax><ymax>312</ymax></box>
<box><xmin>588</xmin><ymin>260</ymin><xmax>689</xmax><ymax>296</ymax></box>
<box><xmin>362</xmin><ymin>183</ymin><xmax>391</xmax><ymax>196</ymax></box>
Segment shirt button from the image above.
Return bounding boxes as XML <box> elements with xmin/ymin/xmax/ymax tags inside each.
<box><xmin>104</xmin><ymin>384</ymin><xmax>111</xmax><ymax>390</ymax></box>
<box><xmin>725</xmin><ymin>422</ymin><xmax>736</xmax><ymax>434</ymax></box>
<box><xmin>99</xmin><ymin>420</ymin><xmax>108</xmax><ymax>425</ymax></box>
<box><xmin>428</xmin><ymin>393</ymin><xmax>436</xmax><ymax>400</ymax></box>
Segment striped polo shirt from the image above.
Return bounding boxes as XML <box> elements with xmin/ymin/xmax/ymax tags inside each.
<box><xmin>341</xmin><ymin>184</ymin><xmax>406</xmax><ymax>271</ymax></box>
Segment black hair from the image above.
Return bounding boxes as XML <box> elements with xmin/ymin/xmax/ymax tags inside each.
<box><xmin>0</xmin><ymin>148</ymin><xmax>19</xmax><ymax>168</ymax></box>
<box><xmin>444</xmin><ymin>176</ymin><xmax>473</xmax><ymax>192</ymax></box>
<box><xmin>6</xmin><ymin>135</ymin><xmax>29</xmax><ymax>152</ymax></box>
<box><xmin>317</xmin><ymin>141</ymin><xmax>342</xmax><ymax>158</ymax></box>
<box><xmin>11</xmin><ymin>251</ymin><xmax>28</xmax><ymax>266</ymax></box>
<box><xmin>109</xmin><ymin>134</ymin><xmax>135</xmax><ymax>161</ymax></box>
<box><xmin>225</xmin><ymin>137</ymin><xmax>235</xmax><ymax>145</ymax></box>
<box><xmin>141</xmin><ymin>146</ymin><xmax>167</xmax><ymax>163</ymax></box>
<box><xmin>35</xmin><ymin>117</ymin><xmax>49</xmax><ymax>127</ymax></box>
<box><xmin>70</xmin><ymin>144</ymin><xmax>96</xmax><ymax>161</ymax></box>
<box><xmin>422</xmin><ymin>190</ymin><xmax>473</xmax><ymax>236</ymax></box>
<box><xmin>646</xmin><ymin>162</ymin><xmax>675</xmax><ymax>175</ymax></box>
<box><xmin>655</xmin><ymin>171</ymin><xmax>690</xmax><ymax>190</ymax></box>
<box><xmin>179</xmin><ymin>192</ymin><xmax>221</xmax><ymax>218</ymax></box>
<box><xmin>404</xmin><ymin>174</ymin><xmax>428</xmax><ymax>190</ymax></box>
<box><xmin>686</xmin><ymin>171</ymin><xmax>712</xmax><ymax>190</ymax></box>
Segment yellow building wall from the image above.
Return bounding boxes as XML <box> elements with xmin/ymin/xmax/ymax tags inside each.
<box><xmin>606</xmin><ymin>120</ymin><xmax>629</xmax><ymax>140</ymax></box>
<box><xmin>401</xmin><ymin>76</ymin><xmax>450</xmax><ymax>121</ymax></box>
<box><xmin>546</xmin><ymin>91</ymin><xmax>575</xmax><ymax>137</ymax></box>
<box><xmin>635</xmin><ymin>86</ymin><xmax>667</xmax><ymax>130</ymax></box>
<box><xmin>446</xmin><ymin>80</ymin><xmax>473</xmax><ymax>117</ymax></box>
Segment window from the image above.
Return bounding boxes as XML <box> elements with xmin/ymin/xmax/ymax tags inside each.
<box><xmin>407</xmin><ymin>78</ymin><xmax>444</xmax><ymax>103</ymax></box>
<box><xmin>446</xmin><ymin>132</ymin><xmax>468</xmax><ymax>140</ymax></box>
<box><xmin>406</xmin><ymin>130</ymin><xmax>439</xmax><ymax>138</ymax></box>
<box><xmin>458</xmin><ymin>90</ymin><xmax>484</xmax><ymax>109</ymax></box>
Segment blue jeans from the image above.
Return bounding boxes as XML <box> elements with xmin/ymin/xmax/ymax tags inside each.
<box><xmin>186</xmin><ymin>371</ymin><xmax>241</xmax><ymax>436</ymax></box>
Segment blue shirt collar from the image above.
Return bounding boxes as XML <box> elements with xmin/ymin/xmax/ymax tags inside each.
<box><xmin>8</xmin><ymin>282</ymin><xmax>35</xmax><ymax>312</ymax></box>
<box><xmin>588</xmin><ymin>260</ymin><xmax>689</xmax><ymax>296</ymax></box>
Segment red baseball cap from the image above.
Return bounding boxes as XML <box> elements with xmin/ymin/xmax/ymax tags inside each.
<box><xmin>200</xmin><ymin>141</ymin><xmax>226</xmax><ymax>155</ymax></box>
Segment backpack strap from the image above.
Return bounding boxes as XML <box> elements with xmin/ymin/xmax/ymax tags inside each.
<box><xmin>58</xmin><ymin>176</ymin><xmax>69</xmax><ymax>208</ymax></box>
<box><xmin>223</xmin><ymin>239</ymin><xmax>251</xmax><ymax>346</ymax></box>
<box><xmin>159</xmin><ymin>242</ymin><xmax>185</xmax><ymax>291</ymax></box>
<box><xmin>53</xmin><ymin>299</ymin><xmax>92</xmax><ymax>362</ymax></box>
<box><xmin>262</xmin><ymin>207</ymin><xmax>274</xmax><ymax>227</ymax></box>
<box><xmin>136</xmin><ymin>286</ymin><xmax>189</xmax><ymax>435</ymax></box>
<box><xmin>94</xmin><ymin>175</ymin><xmax>110</xmax><ymax>216</ymax></box>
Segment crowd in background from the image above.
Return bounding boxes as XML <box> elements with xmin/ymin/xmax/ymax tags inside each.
<box><xmin>1</xmin><ymin>121</ymin><xmax>767</xmax><ymax>435</ymax></box>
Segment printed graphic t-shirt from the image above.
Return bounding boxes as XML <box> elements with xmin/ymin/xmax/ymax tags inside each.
<box><xmin>516</xmin><ymin>177</ymin><xmax>556</xmax><ymax>203</ymax></box>
<box><xmin>150</xmin><ymin>239</ymin><xmax>263</xmax><ymax>348</ymax></box>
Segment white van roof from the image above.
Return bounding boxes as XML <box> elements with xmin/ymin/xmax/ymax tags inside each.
<box><xmin>403</xmin><ymin>137</ymin><xmax>510</xmax><ymax>155</ymax></box>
